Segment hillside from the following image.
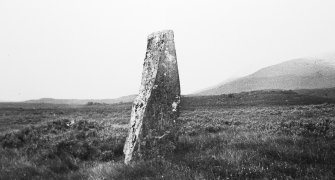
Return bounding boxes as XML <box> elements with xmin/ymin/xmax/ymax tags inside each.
<box><xmin>197</xmin><ymin>56</ymin><xmax>335</xmax><ymax>95</ymax></box>
<box><xmin>295</xmin><ymin>87</ymin><xmax>335</xmax><ymax>99</ymax></box>
<box><xmin>183</xmin><ymin>90</ymin><xmax>335</xmax><ymax>109</ymax></box>
<box><xmin>23</xmin><ymin>94</ymin><xmax>137</xmax><ymax>105</ymax></box>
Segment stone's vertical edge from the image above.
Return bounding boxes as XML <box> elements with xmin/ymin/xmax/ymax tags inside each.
<box><xmin>123</xmin><ymin>42</ymin><xmax>160</xmax><ymax>164</ymax></box>
<box><xmin>123</xmin><ymin>31</ymin><xmax>162</xmax><ymax>164</ymax></box>
<box><xmin>123</xmin><ymin>99</ymin><xmax>143</xmax><ymax>164</ymax></box>
<box><xmin>123</xmin><ymin>30</ymin><xmax>180</xmax><ymax>164</ymax></box>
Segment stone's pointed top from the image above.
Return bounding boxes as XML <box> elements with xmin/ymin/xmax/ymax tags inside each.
<box><xmin>148</xmin><ymin>30</ymin><xmax>174</xmax><ymax>39</ymax></box>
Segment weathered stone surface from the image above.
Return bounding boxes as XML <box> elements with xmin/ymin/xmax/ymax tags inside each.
<box><xmin>123</xmin><ymin>30</ymin><xmax>181</xmax><ymax>164</ymax></box>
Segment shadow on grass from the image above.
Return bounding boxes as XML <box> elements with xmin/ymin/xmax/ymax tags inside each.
<box><xmin>87</xmin><ymin>158</ymin><xmax>196</xmax><ymax>180</ymax></box>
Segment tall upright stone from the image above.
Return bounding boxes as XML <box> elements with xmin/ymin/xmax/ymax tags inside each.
<box><xmin>123</xmin><ymin>30</ymin><xmax>181</xmax><ymax>164</ymax></box>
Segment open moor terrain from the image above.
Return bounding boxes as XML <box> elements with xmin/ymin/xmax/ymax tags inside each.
<box><xmin>0</xmin><ymin>90</ymin><xmax>335</xmax><ymax>179</ymax></box>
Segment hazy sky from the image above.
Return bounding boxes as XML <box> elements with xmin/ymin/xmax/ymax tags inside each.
<box><xmin>1</xmin><ymin>0</ymin><xmax>335</xmax><ymax>101</ymax></box>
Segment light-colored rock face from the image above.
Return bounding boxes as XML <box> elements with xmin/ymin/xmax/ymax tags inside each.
<box><xmin>123</xmin><ymin>30</ymin><xmax>180</xmax><ymax>164</ymax></box>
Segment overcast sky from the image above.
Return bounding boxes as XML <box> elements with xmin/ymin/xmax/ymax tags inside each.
<box><xmin>1</xmin><ymin>0</ymin><xmax>335</xmax><ymax>101</ymax></box>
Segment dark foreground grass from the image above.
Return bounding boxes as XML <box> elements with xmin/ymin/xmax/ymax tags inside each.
<box><xmin>1</xmin><ymin>91</ymin><xmax>335</xmax><ymax>179</ymax></box>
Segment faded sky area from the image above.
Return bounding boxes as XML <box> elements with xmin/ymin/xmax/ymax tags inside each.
<box><xmin>1</xmin><ymin>0</ymin><xmax>335</xmax><ymax>101</ymax></box>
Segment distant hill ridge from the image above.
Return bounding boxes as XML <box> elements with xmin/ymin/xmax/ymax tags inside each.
<box><xmin>182</xmin><ymin>89</ymin><xmax>335</xmax><ymax>110</ymax></box>
<box><xmin>4</xmin><ymin>88</ymin><xmax>335</xmax><ymax>106</ymax></box>
<box><xmin>196</xmin><ymin>55</ymin><xmax>335</xmax><ymax>96</ymax></box>
<box><xmin>23</xmin><ymin>94</ymin><xmax>137</xmax><ymax>105</ymax></box>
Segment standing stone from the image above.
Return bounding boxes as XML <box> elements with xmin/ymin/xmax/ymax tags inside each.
<box><xmin>123</xmin><ymin>30</ymin><xmax>181</xmax><ymax>164</ymax></box>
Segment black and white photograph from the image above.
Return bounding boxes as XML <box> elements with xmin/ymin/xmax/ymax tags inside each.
<box><xmin>1</xmin><ymin>0</ymin><xmax>335</xmax><ymax>179</ymax></box>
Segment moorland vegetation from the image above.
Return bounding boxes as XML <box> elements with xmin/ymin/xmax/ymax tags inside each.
<box><xmin>1</xmin><ymin>90</ymin><xmax>335</xmax><ymax>179</ymax></box>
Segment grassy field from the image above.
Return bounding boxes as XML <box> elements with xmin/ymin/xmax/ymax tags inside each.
<box><xmin>1</xmin><ymin>90</ymin><xmax>335</xmax><ymax>179</ymax></box>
